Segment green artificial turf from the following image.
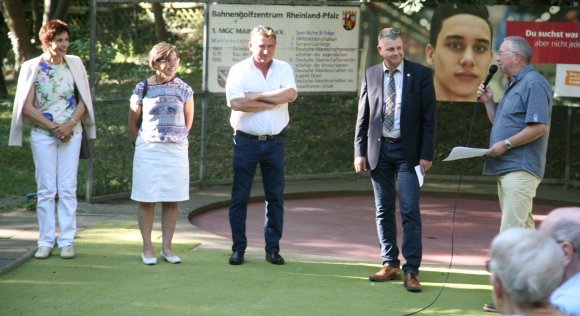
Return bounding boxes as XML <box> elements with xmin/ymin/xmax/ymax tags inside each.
<box><xmin>0</xmin><ymin>221</ymin><xmax>492</xmax><ymax>316</ymax></box>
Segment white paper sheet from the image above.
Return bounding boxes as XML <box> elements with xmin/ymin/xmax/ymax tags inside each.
<box><xmin>415</xmin><ymin>165</ymin><xmax>424</xmax><ymax>187</ymax></box>
<box><xmin>443</xmin><ymin>146</ymin><xmax>490</xmax><ymax>161</ymax></box>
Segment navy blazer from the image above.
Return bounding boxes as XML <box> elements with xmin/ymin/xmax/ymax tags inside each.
<box><xmin>354</xmin><ymin>59</ymin><xmax>436</xmax><ymax>171</ymax></box>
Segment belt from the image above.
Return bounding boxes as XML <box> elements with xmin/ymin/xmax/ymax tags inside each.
<box><xmin>382</xmin><ymin>137</ymin><xmax>401</xmax><ymax>143</ymax></box>
<box><xmin>236</xmin><ymin>130</ymin><xmax>284</xmax><ymax>141</ymax></box>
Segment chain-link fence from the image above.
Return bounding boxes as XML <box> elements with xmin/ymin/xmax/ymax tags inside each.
<box><xmin>83</xmin><ymin>1</ymin><xmax>204</xmax><ymax>200</ymax></box>
<box><xmin>72</xmin><ymin>1</ymin><xmax>580</xmax><ymax>201</ymax></box>
<box><xmin>85</xmin><ymin>1</ymin><xmax>366</xmax><ymax>202</ymax></box>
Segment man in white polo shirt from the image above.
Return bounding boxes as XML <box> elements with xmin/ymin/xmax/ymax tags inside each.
<box><xmin>225</xmin><ymin>25</ymin><xmax>298</xmax><ymax>266</ymax></box>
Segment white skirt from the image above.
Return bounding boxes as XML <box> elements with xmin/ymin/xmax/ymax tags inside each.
<box><xmin>131</xmin><ymin>136</ymin><xmax>189</xmax><ymax>202</ymax></box>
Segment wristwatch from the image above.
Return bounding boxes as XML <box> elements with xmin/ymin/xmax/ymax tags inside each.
<box><xmin>504</xmin><ymin>139</ymin><xmax>512</xmax><ymax>150</ymax></box>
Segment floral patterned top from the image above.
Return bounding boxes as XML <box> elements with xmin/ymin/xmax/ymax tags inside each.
<box><xmin>33</xmin><ymin>60</ymin><xmax>80</xmax><ymax>136</ymax></box>
<box><xmin>130</xmin><ymin>77</ymin><xmax>193</xmax><ymax>143</ymax></box>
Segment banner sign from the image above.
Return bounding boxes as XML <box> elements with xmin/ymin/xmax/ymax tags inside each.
<box><xmin>206</xmin><ymin>4</ymin><xmax>360</xmax><ymax>93</ymax></box>
<box><xmin>555</xmin><ymin>64</ymin><xmax>580</xmax><ymax>97</ymax></box>
<box><xmin>506</xmin><ymin>21</ymin><xmax>580</xmax><ymax>64</ymax></box>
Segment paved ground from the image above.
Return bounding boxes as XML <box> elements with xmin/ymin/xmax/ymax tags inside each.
<box><xmin>1</xmin><ymin>176</ymin><xmax>579</xmax><ymax>275</ymax></box>
<box><xmin>191</xmin><ymin>195</ymin><xmax>559</xmax><ymax>267</ymax></box>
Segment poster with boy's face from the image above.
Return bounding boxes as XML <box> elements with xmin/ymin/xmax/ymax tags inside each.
<box><xmin>425</xmin><ymin>6</ymin><xmax>493</xmax><ymax>102</ymax></box>
<box><xmin>366</xmin><ymin>3</ymin><xmax>579</xmax><ymax>103</ymax></box>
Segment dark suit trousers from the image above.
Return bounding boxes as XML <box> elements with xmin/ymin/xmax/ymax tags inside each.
<box><xmin>229</xmin><ymin>133</ymin><xmax>285</xmax><ymax>253</ymax></box>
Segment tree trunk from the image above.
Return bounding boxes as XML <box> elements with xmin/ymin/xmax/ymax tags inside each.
<box><xmin>43</xmin><ymin>0</ymin><xmax>51</xmax><ymax>24</ymax></box>
<box><xmin>51</xmin><ymin>0</ymin><xmax>70</xmax><ymax>20</ymax></box>
<box><xmin>153</xmin><ymin>3</ymin><xmax>170</xmax><ymax>42</ymax></box>
<box><xmin>0</xmin><ymin>69</ymin><xmax>7</xmax><ymax>98</ymax></box>
<box><xmin>43</xmin><ymin>0</ymin><xmax>70</xmax><ymax>23</ymax></box>
<box><xmin>32</xmin><ymin>0</ymin><xmax>42</xmax><ymax>45</ymax></box>
<box><xmin>0</xmin><ymin>17</ymin><xmax>10</xmax><ymax>97</ymax></box>
<box><xmin>0</xmin><ymin>0</ymin><xmax>35</xmax><ymax>69</ymax></box>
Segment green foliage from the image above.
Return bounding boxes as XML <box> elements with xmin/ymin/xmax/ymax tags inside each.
<box><xmin>91</xmin><ymin>101</ymin><xmax>134</xmax><ymax>195</ymax></box>
<box><xmin>285</xmin><ymin>94</ymin><xmax>359</xmax><ymax>175</ymax></box>
<box><xmin>1</xmin><ymin>2</ymin><xmax>579</xmax><ymax>200</ymax></box>
<box><xmin>2</xmin><ymin>88</ymin><xmax>580</xmax><ymax>199</ymax></box>
<box><xmin>0</xmin><ymin>100</ymin><xmax>37</xmax><ymax>198</ymax></box>
<box><xmin>196</xmin><ymin>93</ymin><xmax>360</xmax><ymax>182</ymax></box>
<box><xmin>431</xmin><ymin>102</ymin><xmax>491</xmax><ymax>176</ymax></box>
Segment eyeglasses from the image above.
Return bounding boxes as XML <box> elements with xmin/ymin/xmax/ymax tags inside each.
<box><xmin>389</xmin><ymin>28</ymin><xmax>401</xmax><ymax>35</ymax></box>
<box><xmin>252</xmin><ymin>25</ymin><xmax>275</xmax><ymax>36</ymax></box>
<box><xmin>158</xmin><ymin>57</ymin><xmax>180</xmax><ymax>65</ymax></box>
<box><xmin>497</xmin><ymin>51</ymin><xmax>517</xmax><ymax>57</ymax></box>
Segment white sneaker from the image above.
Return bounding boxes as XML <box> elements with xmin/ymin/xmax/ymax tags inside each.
<box><xmin>60</xmin><ymin>245</ymin><xmax>75</xmax><ymax>259</ymax></box>
<box><xmin>35</xmin><ymin>247</ymin><xmax>52</xmax><ymax>259</ymax></box>
<box><xmin>160</xmin><ymin>251</ymin><xmax>181</xmax><ymax>264</ymax></box>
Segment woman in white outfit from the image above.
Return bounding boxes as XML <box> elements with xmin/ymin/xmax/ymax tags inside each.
<box><xmin>9</xmin><ymin>19</ymin><xmax>96</xmax><ymax>259</ymax></box>
<box><xmin>128</xmin><ymin>42</ymin><xmax>194</xmax><ymax>265</ymax></box>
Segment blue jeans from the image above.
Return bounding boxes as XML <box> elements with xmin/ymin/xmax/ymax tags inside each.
<box><xmin>370</xmin><ymin>141</ymin><xmax>422</xmax><ymax>275</ymax></box>
<box><xmin>229</xmin><ymin>134</ymin><xmax>285</xmax><ymax>253</ymax></box>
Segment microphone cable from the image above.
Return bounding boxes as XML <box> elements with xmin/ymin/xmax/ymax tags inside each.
<box><xmin>401</xmin><ymin>100</ymin><xmax>481</xmax><ymax>316</ymax></box>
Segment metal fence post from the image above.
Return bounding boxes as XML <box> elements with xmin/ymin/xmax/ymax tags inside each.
<box><xmin>199</xmin><ymin>3</ymin><xmax>209</xmax><ymax>187</ymax></box>
<box><xmin>86</xmin><ymin>0</ymin><xmax>97</xmax><ymax>203</ymax></box>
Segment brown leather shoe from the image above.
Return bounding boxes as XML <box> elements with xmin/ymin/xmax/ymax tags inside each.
<box><xmin>368</xmin><ymin>265</ymin><xmax>401</xmax><ymax>282</ymax></box>
<box><xmin>404</xmin><ymin>273</ymin><xmax>422</xmax><ymax>292</ymax></box>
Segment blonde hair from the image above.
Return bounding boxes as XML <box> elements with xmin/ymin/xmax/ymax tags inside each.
<box><xmin>148</xmin><ymin>42</ymin><xmax>178</xmax><ymax>69</ymax></box>
<box><xmin>251</xmin><ymin>25</ymin><xmax>276</xmax><ymax>41</ymax></box>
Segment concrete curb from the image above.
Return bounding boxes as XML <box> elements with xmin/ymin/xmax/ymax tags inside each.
<box><xmin>0</xmin><ymin>249</ymin><xmax>35</xmax><ymax>275</ymax></box>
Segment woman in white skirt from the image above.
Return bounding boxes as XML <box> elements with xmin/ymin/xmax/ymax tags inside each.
<box><xmin>128</xmin><ymin>42</ymin><xmax>194</xmax><ymax>265</ymax></box>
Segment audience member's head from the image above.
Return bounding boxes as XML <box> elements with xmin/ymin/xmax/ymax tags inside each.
<box><xmin>488</xmin><ymin>228</ymin><xmax>565</xmax><ymax>314</ymax></box>
<box><xmin>426</xmin><ymin>4</ymin><xmax>493</xmax><ymax>102</ymax></box>
<box><xmin>538</xmin><ymin>207</ymin><xmax>580</xmax><ymax>316</ymax></box>
<box><xmin>540</xmin><ymin>207</ymin><xmax>580</xmax><ymax>279</ymax></box>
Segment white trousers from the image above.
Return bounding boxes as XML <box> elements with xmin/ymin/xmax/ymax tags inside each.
<box><xmin>30</xmin><ymin>130</ymin><xmax>82</xmax><ymax>248</ymax></box>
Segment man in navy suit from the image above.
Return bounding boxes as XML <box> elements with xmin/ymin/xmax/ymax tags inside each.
<box><xmin>354</xmin><ymin>28</ymin><xmax>436</xmax><ymax>292</ymax></box>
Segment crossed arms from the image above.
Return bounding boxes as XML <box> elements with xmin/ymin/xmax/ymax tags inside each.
<box><xmin>228</xmin><ymin>87</ymin><xmax>297</xmax><ymax>112</ymax></box>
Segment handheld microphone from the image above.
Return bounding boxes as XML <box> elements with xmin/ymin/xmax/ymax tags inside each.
<box><xmin>477</xmin><ymin>65</ymin><xmax>498</xmax><ymax>102</ymax></box>
<box><xmin>482</xmin><ymin>64</ymin><xmax>498</xmax><ymax>88</ymax></box>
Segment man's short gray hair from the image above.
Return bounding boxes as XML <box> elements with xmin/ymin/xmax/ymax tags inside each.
<box><xmin>504</xmin><ymin>36</ymin><xmax>532</xmax><ymax>64</ymax></box>
<box><xmin>489</xmin><ymin>228</ymin><xmax>565</xmax><ymax>309</ymax></box>
<box><xmin>550</xmin><ymin>220</ymin><xmax>580</xmax><ymax>259</ymax></box>
<box><xmin>378</xmin><ymin>28</ymin><xmax>402</xmax><ymax>43</ymax></box>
